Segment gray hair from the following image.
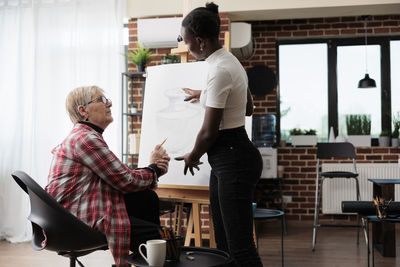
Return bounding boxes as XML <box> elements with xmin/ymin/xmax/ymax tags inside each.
<box><xmin>65</xmin><ymin>86</ymin><xmax>104</xmax><ymax>124</ymax></box>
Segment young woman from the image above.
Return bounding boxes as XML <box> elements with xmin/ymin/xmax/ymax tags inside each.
<box><xmin>176</xmin><ymin>3</ymin><xmax>263</xmax><ymax>266</ymax></box>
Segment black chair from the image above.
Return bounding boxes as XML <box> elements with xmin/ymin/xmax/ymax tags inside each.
<box><xmin>312</xmin><ymin>143</ymin><xmax>366</xmax><ymax>251</ymax></box>
<box><xmin>11</xmin><ymin>170</ymin><xmax>108</xmax><ymax>267</ymax></box>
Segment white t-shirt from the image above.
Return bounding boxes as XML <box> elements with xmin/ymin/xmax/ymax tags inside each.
<box><xmin>200</xmin><ymin>48</ymin><xmax>248</xmax><ymax>130</ymax></box>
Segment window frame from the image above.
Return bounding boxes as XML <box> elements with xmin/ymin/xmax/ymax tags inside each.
<box><xmin>276</xmin><ymin>35</ymin><xmax>400</xmax><ymax>144</ymax></box>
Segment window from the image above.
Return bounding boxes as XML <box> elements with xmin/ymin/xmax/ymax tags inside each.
<box><xmin>278</xmin><ymin>36</ymin><xmax>399</xmax><ymax>143</ymax></box>
<box><xmin>337</xmin><ymin>45</ymin><xmax>381</xmax><ymax>136</ymax></box>
<box><xmin>391</xmin><ymin>40</ymin><xmax>400</xmax><ymax>120</ymax></box>
<box><xmin>279</xmin><ymin>43</ymin><xmax>328</xmax><ymax>141</ymax></box>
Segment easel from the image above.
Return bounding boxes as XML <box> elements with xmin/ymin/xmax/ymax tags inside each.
<box><xmin>158</xmin><ymin>0</ymin><xmax>232</xmax><ymax>249</ymax></box>
<box><xmin>156</xmin><ymin>185</ymin><xmax>215</xmax><ymax>248</ymax></box>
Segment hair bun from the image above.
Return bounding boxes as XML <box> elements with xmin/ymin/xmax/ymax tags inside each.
<box><xmin>205</xmin><ymin>2</ymin><xmax>219</xmax><ymax>14</ymax></box>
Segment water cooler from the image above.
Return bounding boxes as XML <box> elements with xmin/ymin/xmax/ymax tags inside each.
<box><xmin>252</xmin><ymin>115</ymin><xmax>278</xmax><ymax>178</ymax></box>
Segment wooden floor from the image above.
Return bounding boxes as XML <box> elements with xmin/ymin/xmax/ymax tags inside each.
<box><xmin>1</xmin><ymin>221</ymin><xmax>400</xmax><ymax>267</ymax></box>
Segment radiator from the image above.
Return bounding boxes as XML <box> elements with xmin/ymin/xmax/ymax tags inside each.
<box><xmin>321</xmin><ymin>163</ymin><xmax>400</xmax><ymax>214</ymax></box>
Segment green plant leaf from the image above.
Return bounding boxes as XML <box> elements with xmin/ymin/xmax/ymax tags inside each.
<box><xmin>380</xmin><ymin>130</ymin><xmax>390</xmax><ymax>136</ymax></box>
<box><xmin>346</xmin><ymin>114</ymin><xmax>371</xmax><ymax>135</ymax></box>
<box><xmin>289</xmin><ymin>128</ymin><xmax>303</xmax><ymax>135</ymax></box>
<box><xmin>126</xmin><ymin>42</ymin><xmax>153</xmax><ymax>66</ymax></box>
<box><xmin>304</xmin><ymin>129</ymin><xmax>317</xmax><ymax>135</ymax></box>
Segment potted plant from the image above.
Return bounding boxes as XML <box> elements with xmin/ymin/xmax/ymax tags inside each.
<box><xmin>346</xmin><ymin>114</ymin><xmax>371</xmax><ymax>147</ymax></box>
<box><xmin>290</xmin><ymin>128</ymin><xmax>318</xmax><ymax>146</ymax></box>
<box><xmin>392</xmin><ymin>112</ymin><xmax>400</xmax><ymax>147</ymax></box>
<box><xmin>126</xmin><ymin>42</ymin><xmax>153</xmax><ymax>72</ymax></box>
<box><xmin>379</xmin><ymin>130</ymin><xmax>390</xmax><ymax>147</ymax></box>
<box><xmin>161</xmin><ymin>53</ymin><xmax>180</xmax><ymax>64</ymax></box>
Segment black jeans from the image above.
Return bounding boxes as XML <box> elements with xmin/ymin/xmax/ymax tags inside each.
<box><xmin>208</xmin><ymin>126</ymin><xmax>263</xmax><ymax>267</ymax></box>
<box><xmin>123</xmin><ymin>189</ymin><xmax>162</xmax><ymax>253</ymax></box>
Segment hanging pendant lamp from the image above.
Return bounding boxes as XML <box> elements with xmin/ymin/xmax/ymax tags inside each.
<box><xmin>358</xmin><ymin>74</ymin><xmax>376</xmax><ymax>88</ymax></box>
<box><xmin>358</xmin><ymin>15</ymin><xmax>376</xmax><ymax>89</ymax></box>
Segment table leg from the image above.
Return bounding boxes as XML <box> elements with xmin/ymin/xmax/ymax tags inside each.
<box><xmin>372</xmin><ymin>183</ymin><xmax>396</xmax><ymax>257</ymax></box>
<box><xmin>372</xmin><ymin>220</ymin><xmax>375</xmax><ymax>267</ymax></box>
<box><xmin>278</xmin><ymin>178</ymin><xmax>287</xmax><ymax>235</ymax></box>
<box><xmin>281</xmin><ymin>216</ymin><xmax>284</xmax><ymax>267</ymax></box>
<box><xmin>367</xmin><ymin>219</ymin><xmax>370</xmax><ymax>267</ymax></box>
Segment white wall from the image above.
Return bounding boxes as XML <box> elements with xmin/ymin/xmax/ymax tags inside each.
<box><xmin>127</xmin><ymin>0</ymin><xmax>400</xmax><ymax>20</ymax></box>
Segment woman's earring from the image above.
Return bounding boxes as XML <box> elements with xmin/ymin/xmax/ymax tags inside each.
<box><xmin>200</xmin><ymin>46</ymin><xmax>204</xmax><ymax>52</ymax></box>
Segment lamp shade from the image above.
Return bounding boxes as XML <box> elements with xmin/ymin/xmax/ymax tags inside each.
<box><xmin>358</xmin><ymin>73</ymin><xmax>376</xmax><ymax>88</ymax></box>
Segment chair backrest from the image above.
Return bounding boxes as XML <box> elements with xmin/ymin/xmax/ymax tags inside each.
<box><xmin>317</xmin><ymin>142</ymin><xmax>356</xmax><ymax>159</ymax></box>
<box><xmin>11</xmin><ymin>170</ymin><xmax>107</xmax><ymax>253</ymax></box>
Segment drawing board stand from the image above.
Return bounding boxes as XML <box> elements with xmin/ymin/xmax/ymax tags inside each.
<box><xmin>156</xmin><ymin>185</ymin><xmax>215</xmax><ymax>247</ymax></box>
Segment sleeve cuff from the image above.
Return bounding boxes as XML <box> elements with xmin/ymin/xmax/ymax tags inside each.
<box><xmin>147</xmin><ymin>163</ymin><xmax>163</xmax><ymax>178</ymax></box>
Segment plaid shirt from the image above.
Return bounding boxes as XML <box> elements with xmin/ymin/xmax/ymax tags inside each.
<box><xmin>46</xmin><ymin>123</ymin><xmax>157</xmax><ymax>267</ymax></box>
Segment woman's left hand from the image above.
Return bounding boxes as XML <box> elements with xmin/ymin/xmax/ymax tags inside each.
<box><xmin>175</xmin><ymin>153</ymin><xmax>203</xmax><ymax>176</ymax></box>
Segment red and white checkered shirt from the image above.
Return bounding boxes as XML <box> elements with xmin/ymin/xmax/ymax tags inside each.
<box><xmin>46</xmin><ymin>123</ymin><xmax>157</xmax><ymax>267</ymax></box>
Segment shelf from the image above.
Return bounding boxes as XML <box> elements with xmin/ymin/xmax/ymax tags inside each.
<box><xmin>122</xmin><ymin>71</ymin><xmax>146</xmax><ymax>166</ymax></box>
<box><xmin>123</xmin><ymin>112</ymin><xmax>142</xmax><ymax>116</ymax></box>
<box><xmin>122</xmin><ymin>71</ymin><xmax>146</xmax><ymax>78</ymax></box>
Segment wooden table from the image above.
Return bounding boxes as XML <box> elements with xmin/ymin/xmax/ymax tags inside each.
<box><xmin>368</xmin><ymin>179</ymin><xmax>400</xmax><ymax>257</ymax></box>
<box><xmin>156</xmin><ymin>185</ymin><xmax>216</xmax><ymax>248</ymax></box>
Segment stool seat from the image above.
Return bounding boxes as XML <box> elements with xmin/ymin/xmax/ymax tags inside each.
<box><xmin>321</xmin><ymin>171</ymin><xmax>358</xmax><ymax>178</ymax></box>
<box><xmin>254</xmin><ymin>208</ymin><xmax>284</xmax><ymax>219</ymax></box>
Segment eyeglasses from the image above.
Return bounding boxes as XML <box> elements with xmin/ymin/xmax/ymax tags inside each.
<box><xmin>177</xmin><ymin>35</ymin><xmax>183</xmax><ymax>42</ymax></box>
<box><xmin>86</xmin><ymin>96</ymin><xmax>111</xmax><ymax>106</ymax></box>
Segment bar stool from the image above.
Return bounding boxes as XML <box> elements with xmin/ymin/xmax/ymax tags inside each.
<box><xmin>253</xmin><ymin>208</ymin><xmax>285</xmax><ymax>267</ymax></box>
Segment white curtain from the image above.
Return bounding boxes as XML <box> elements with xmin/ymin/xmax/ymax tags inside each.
<box><xmin>0</xmin><ymin>0</ymin><xmax>125</xmax><ymax>242</ymax></box>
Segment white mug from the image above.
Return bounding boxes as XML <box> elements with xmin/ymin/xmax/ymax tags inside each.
<box><xmin>139</xmin><ymin>239</ymin><xmax>166</xmax><ymax>266</ymax></box>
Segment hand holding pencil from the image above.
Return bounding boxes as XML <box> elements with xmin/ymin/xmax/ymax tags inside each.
<box><xmin>150</xmin><ymin>138</ymin><xmax>171</xmax><ymax>175</ymax></box>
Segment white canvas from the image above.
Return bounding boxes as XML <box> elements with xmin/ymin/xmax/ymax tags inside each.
<box><xmin>138</xmin><ymin>62</ymin><xmax>211</xmax><ymax>186</ymax></box>
<box><xmin>138</xmin><ymin>62</ymin><xmax>253</xmax><ymax>186</ymax></box>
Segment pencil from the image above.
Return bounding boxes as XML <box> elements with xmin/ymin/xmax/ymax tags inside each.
<box><xmin>160</xmin><ymin>138</ymin><xmax>167</xmax><ymax>146</ymax></box>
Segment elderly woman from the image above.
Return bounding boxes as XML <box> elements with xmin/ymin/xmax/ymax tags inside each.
<box><xmin>46</xmin><ymin>86</ymin><xmax>170</xmax><ymax>267</ymax></box>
